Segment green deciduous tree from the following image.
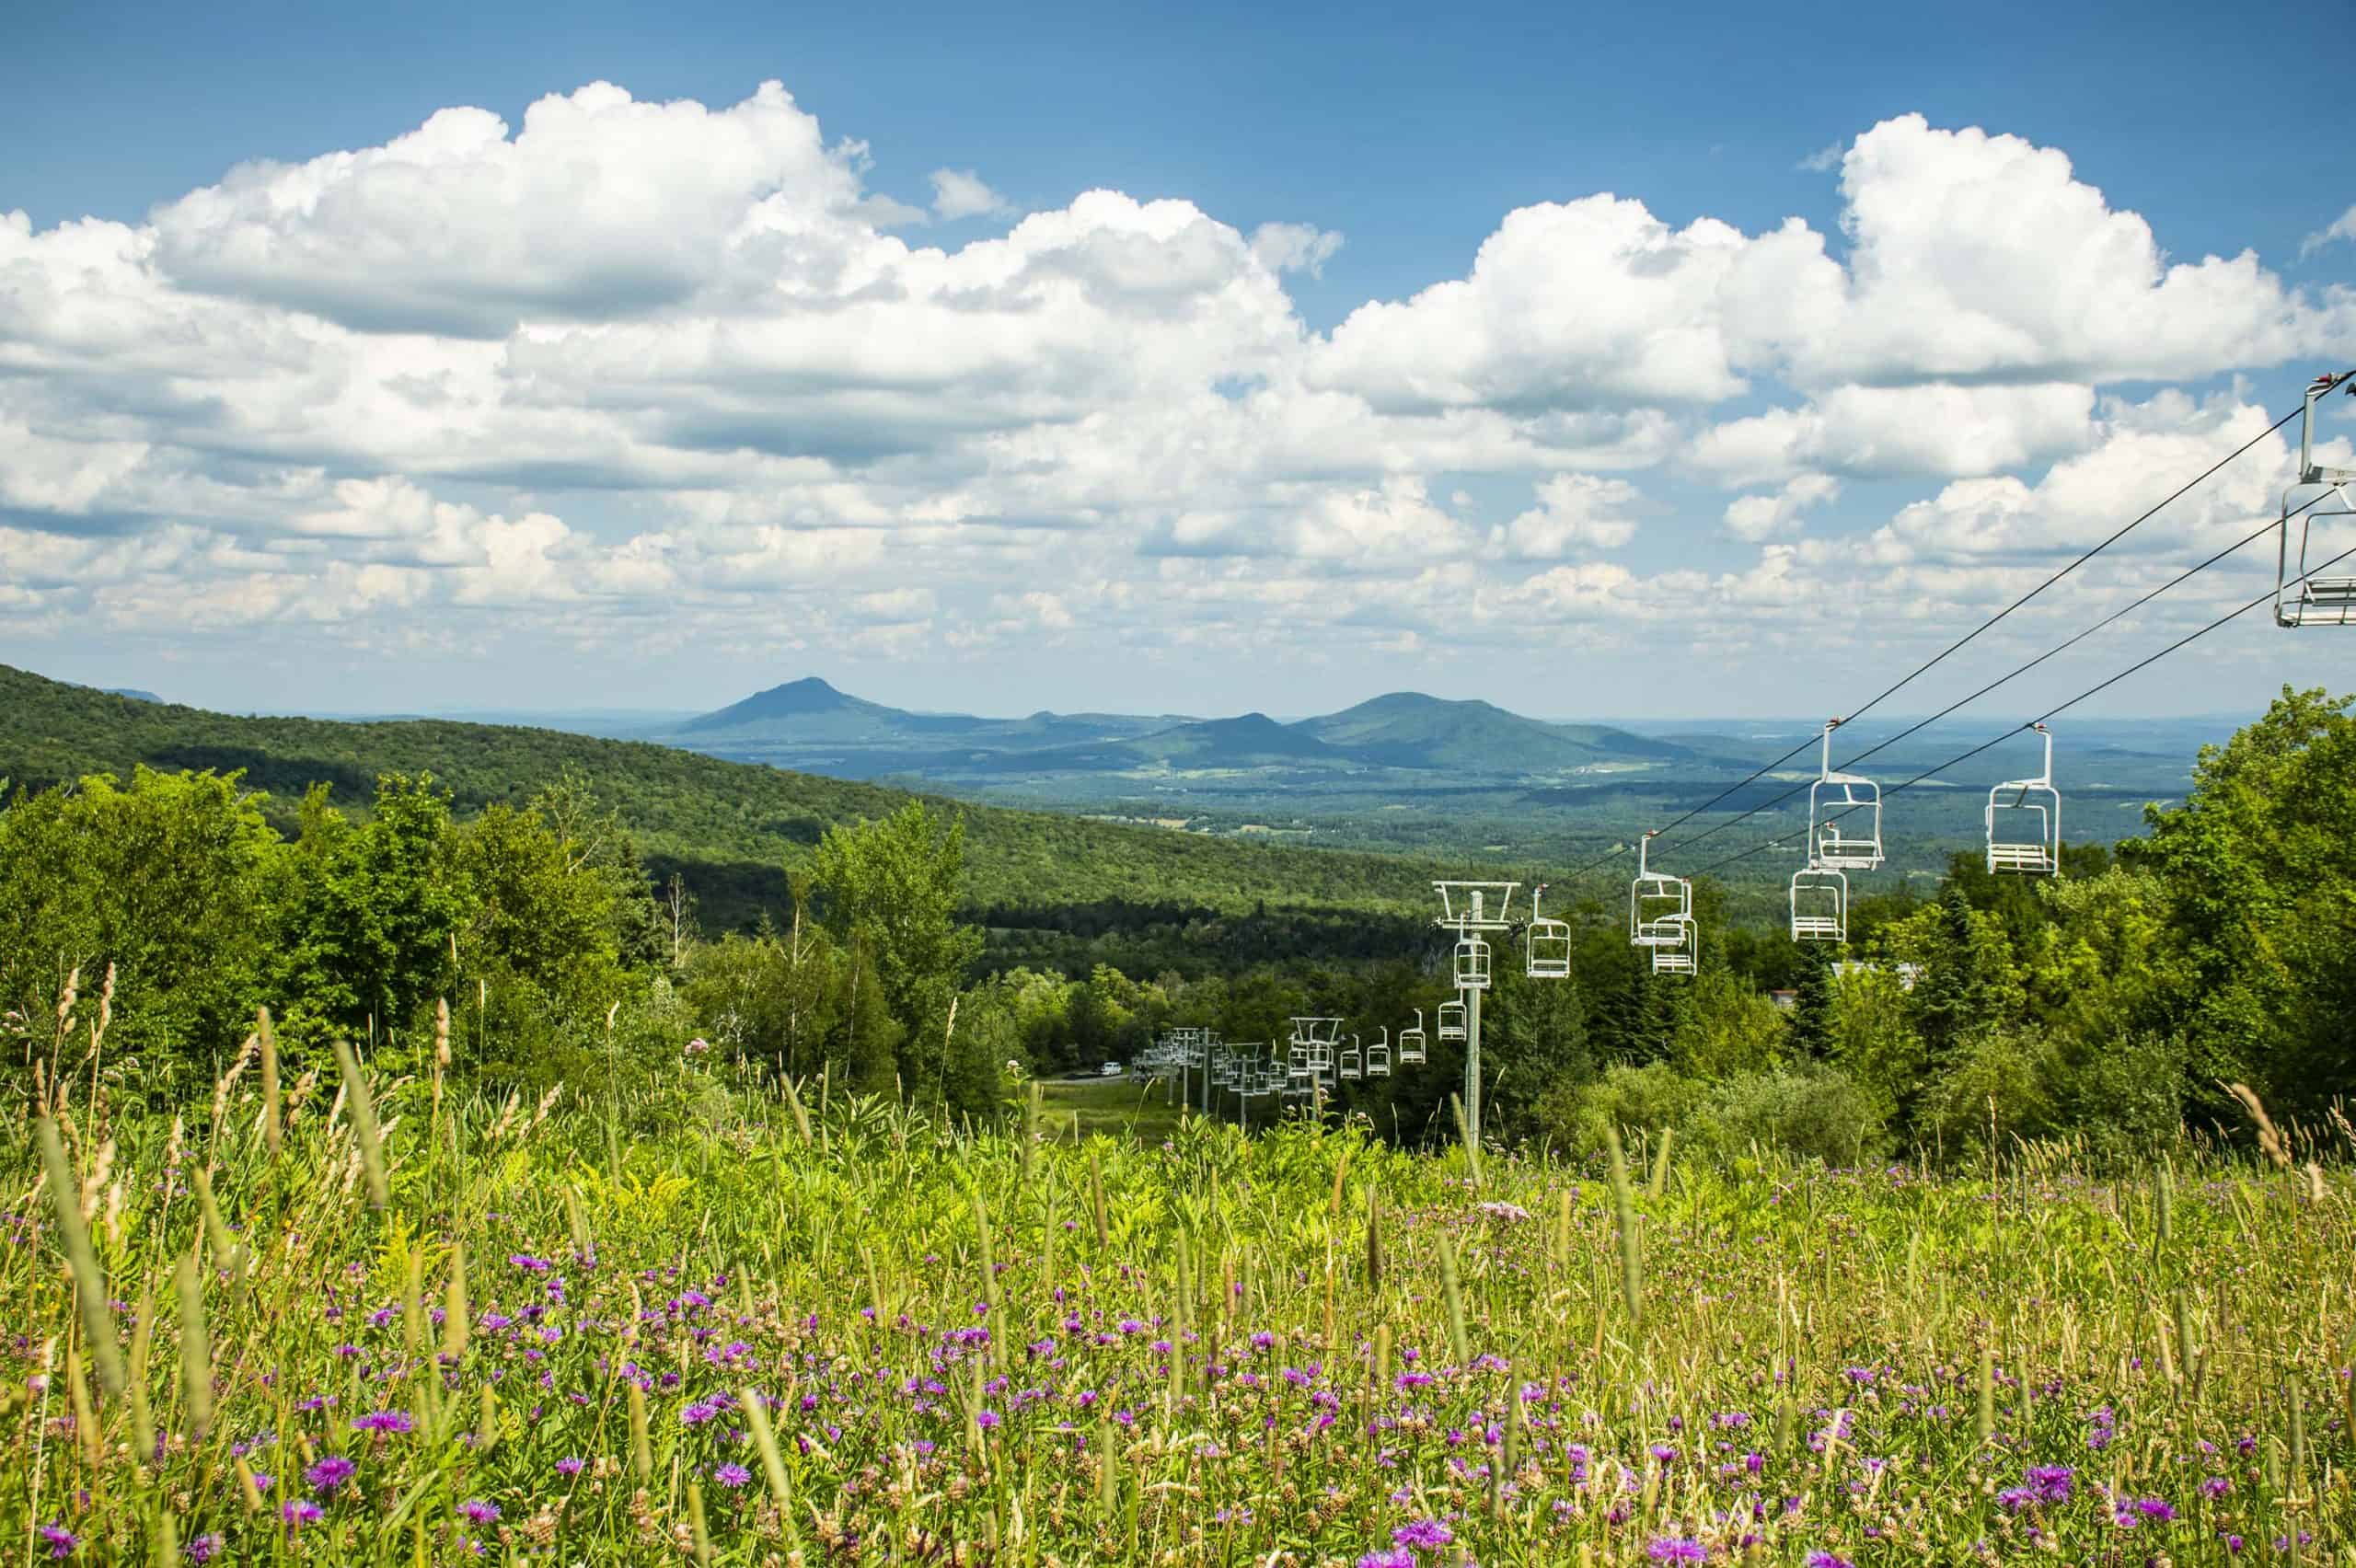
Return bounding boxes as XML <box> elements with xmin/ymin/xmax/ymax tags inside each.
<box><xmin>812</xmin><ymin>801</ymin><xmax>987</xmax><ymax>1104</ymax></box>
<box><xmin>2126</xmin><ymin>686</ymin><xmax>2356</xmax><ymax>1116</ymax></box>
<box><xmin>0</xmin><ymin>767</ymin><xmax>277</xmax><ymax>1098</ymax></box>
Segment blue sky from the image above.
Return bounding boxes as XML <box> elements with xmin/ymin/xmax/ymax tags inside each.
<box><xmin>2</xmin><ymin>0</ymin><xmax>2351</xmax><ymax>721</ymax></box>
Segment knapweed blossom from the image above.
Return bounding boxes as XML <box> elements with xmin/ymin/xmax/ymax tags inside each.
<box><xmin>304</xmin><ymin>1456</ymin><xmax>355</xmax><ymax>1493</ymax></box>
<box><xmin>1392</xmin><ymin>1519</ymin><xmax>1453</xmax><ymax>1551</ymax></box>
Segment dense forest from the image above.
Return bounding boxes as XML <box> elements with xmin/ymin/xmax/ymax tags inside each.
<box><xmin>0</xmin><ymin>663</ymin><xmax>1463</xmax><ymax>933</ymax></box>
<box><xmin>3</xmin><ymin>661</ymin><xmax>2349</xmax><ymax>1160</ymax></box>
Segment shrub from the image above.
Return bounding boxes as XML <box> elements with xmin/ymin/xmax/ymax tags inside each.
<box><xmin>1692</xmin><ymin>1065</ymin><xmax>1890</xmax><ymax>1167</ymax></box>
<box><xmin>1540</xmin><ymin>1062</ymin><xmax>1708</xmax><ymax>1158</ymax></box>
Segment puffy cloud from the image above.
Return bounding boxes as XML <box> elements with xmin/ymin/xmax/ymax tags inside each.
<box><xmin>150</xmin><ymin>82</ymin><xmax>867</xmax><ymax>337</ymax></box>
<box><xmin>1492</xmin><ymin>474</ymin><xmax>1642</xmax><ymax>557</ymax></box>
<box><xmin>1723</xmin><ymin>475</ymin><xmax>1840</xmax><ymax>542</ymax></box>
<box><xmin>1307</xmin><ymin>114</ymin><xmax>2350</xmax><ymax>475</ymax></box>
<box><xmin>1249</xmin><ymin>223</ymin><xmax>1344</xmax><ymax>279</ymax></box>
<box><xmin>1793</xmin><ymin>116</ymin><xmax>2353</xmax><ymax>386</ymax></box>
<box><xmin>1695</xmin><ymin>383</ymin><xmax>2097</xmax><ymax>485</ymax></box>
<box><xmin>0</xmin><ymin>86</ymin><xmax>2339</xmax><ymax>702</ymax></box>
<box><xmin>1863</xmin><ymin>390</ymin><xmax>2288</xmax><ymax>565</ymax></box>
<box><xmin>929</xmin><ymin>168</ymin><xmax>1011</xmax><ymax>221</ymax></box>
<box><xmin>1312</xmin><ymin>196</ymin><xmax>1799</xmax><ymax>410</ymax></box>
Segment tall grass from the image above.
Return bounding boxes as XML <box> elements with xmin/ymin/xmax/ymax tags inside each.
<box><xmin>6</xmin><ymin>1043</ymin><xmax>2354</xmax><ymax>1561</ymax></box>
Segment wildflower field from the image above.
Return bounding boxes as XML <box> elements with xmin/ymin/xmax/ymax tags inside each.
<box><xmin>8</xmin><ymin>1049</ymin><xmax>2355</xmax><ymax>1566</ymax></box>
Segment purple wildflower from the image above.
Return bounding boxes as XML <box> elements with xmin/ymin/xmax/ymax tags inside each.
<box><xmin>305</xmin><ymin>1456</ymin><xmax>356</xmax><ymax>1493</ymax></box>
<box><xmin>1647</xmin><ymin>1540</ymin><xmax>1707</xmax><ymax>1563</ymax></box>
<box><xmin>37</xmin><ymin>1525</ymin><xmax>75</xmax><ymax>1559</ymax></box>
<box><xmin>2026</xmin><ymin>1464</ymin><xmax>2073</xmax><ymax>1503</ymax></box>
<box><xmin>185</xmin><ymin>1535</ymin><xmax>225</xmax><ymax>1564</ymax></box>
<box><xmin>715</xmin><ymin>1462</ymin><xmax>752</xmax><ymax>1489</ymax></box>
<box><xmin>352</xmin><ymin>1410</ymin><xmax>415</xmax><ymax>1435</ymax></box>
<box><xmin>457</xmin><ymin>1499</ymin><xmax>500</xmax><ymax>1526</ymax></box>
<box><xmin>1392</xmin><ymin>1519</ymin><xmax>1453</xmax><ymax>1551</ymax></box>
<box><xmin>281</xmin><ymin>1500</ymin><xmax>323</xmax><ymax>1528</ymax></box>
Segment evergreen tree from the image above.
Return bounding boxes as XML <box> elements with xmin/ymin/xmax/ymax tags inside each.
<box><xmin>1786</xmin><ymin>948</ymin><xmax>1834</xmax><ymax>1060</ymax></box>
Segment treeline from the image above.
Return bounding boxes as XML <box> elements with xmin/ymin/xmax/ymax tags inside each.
<box><xmin>0</xmin><ymin>663</ymin><xmax>1456</xmax><ymax>932</ymax></box>
<box><xmin>866</xmin><ymin>687</ymin><xmax>2356</xmax><ymax>1161</ymax></box>
<box><xmin>3</xmin><ymin>686</ymin><xmax>2347</xmax><ymax>1163</ymax></box>
<box><xmin>0</xmin><ymin>764</ymin><xmax>1013</xmax><ymax>1118</ymax></box>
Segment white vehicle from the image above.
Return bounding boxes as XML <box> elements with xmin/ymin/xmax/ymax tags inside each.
<box><xmin>1101</xmin><ymin>1061</ymin><xmax>1124</xmax><ymax>1078</ymax></box>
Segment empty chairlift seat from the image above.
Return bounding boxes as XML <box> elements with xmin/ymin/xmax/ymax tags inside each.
<box><xmin>1525</xmin><ymin>884</ymin><xmax>1573</xmax><ymax>979</ymax></box>
<box><xmin>1454</xmin><ymin>936</ymin><xmax>1492</xmax><ymax>991</ymax></box>
<box><xmin>1438</xmin><ymin>999</ymin><xmax>1468</xmax><ymax>1043</ymax></box>
<box><xmin>1790</xmin><ymin>861</ymin><xmax>1847</xmax><ymax>943</ymax></box>
<box><xmin>1291</xmin><ymin>1016</ymin><xmax>1343</xmax><ymax>1078</ymax></box>
<box><xmin>1367</xmin><ymin>1029</ymin><xmax>1392</xmax><ymax>1078</ymax></box>
<box><xmin>1809</xmin><ymin>719</ymin><xmax>1886</xmax><ymax>870</ymax></box>
<box><xmin>1650</xmin><ymin>915</ymin><xmax>1697</xmax><ymax>975</ymax></box>
<box><xmin>1340</xmin><ymin>1037</ymin><xmax>1363</xmax><ymax>1080</ymax></box>
<box><xmin>1985</xmin><ymin>723</ymin><xmax>2061</xmax><ymax>875</ymax></box>
<box><xmin>1398</xmin><ymin>1010</ymin><xmax>1428</xmax><ymax>1065</ymax></box>
<box><xmin>1628</xmin><ymin>831</ymin><xmax>1693</xmax><ymax>948</ymax></box>
<box><xmin>2278</xmin><ymin>373</ymin><xmax>2356</xmax><ymax>628</ymax></box>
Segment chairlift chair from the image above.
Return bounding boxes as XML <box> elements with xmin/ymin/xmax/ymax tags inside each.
<box><xmin>1287</xmin><ymin>1038</ymin><xmax>1313</xmax><ymax>1079</ymax></box>
<box><xmin>1629</xmin><ymin>830</ymin><xmax>1693</xmax><ymax>948</ymax></box>
<box><xmin>1808</xmin><ymin>719</ymin><xmax>1885</xmax><ymax>870</ymax></box>
<box><xmin>1398</xmin><ymin>1009</ymin><xmax>1427</xmax><ymax>1066</ymax></box>
<box><xmin>1985</xmin><ymin>723</ymin><xmax>2061</xmax><ymax>875</ymax></box>
<box><xmin>1438</xmin><ymin>999</ymin><xmax>1467</xmax><ymax>1043</ymax></box>
<box><xmin>1367</xmin><ymin>1028</ymin><xmax>1392</xmax><ymax>1078</ymax></box>
<box><xmin>1453</xmin><ymin>937</ymin><xmax>1492</xmax><ymax>991</ymax></box>
<box><xmin>1525</xmin><ymin>884</ymin><xmax>1573</xmax><ymax>979</ymax></box>
<box><xmin>1650</xmin><ymin>916</ymin><xmax>1697</xmax><ymax>976</ymax></box>
<box><xmin>1340</xmin><ymin>1035</ymin><xmax>1363</xmax><ymax>1080</ymax></box>
<box><xmin>2278</xmin><ymin>372</ymin><xmax>2356</xmax><ymax>628</ymax></box>
<box><xmin>1790</xmin><ymin>861</ymin><xmax>1848</xmax><ymax>943</ymax></box>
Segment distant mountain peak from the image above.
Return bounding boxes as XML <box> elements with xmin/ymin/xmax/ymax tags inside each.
<box><xmin>682</xmin><ymin>675</ymin><xmax>873</xmax><ymax>732</ymax></box>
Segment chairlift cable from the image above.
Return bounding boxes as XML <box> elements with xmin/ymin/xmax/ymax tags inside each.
<box><xmin>1552</xmin><ymin>394</ymin><xmax>2316</xmax><ymax>884</ymax></box>
<box><xmin>1655</xmin><ymin>502</ymin><xmax>2314</xmax><ymax>861</ymax></box>
<box><xmin>1678</xmin><ymin>535</ymin><xmax>2356</xmax><ymax>882</ymax></box>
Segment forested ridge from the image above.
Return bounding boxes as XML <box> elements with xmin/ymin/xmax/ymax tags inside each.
<box><xmin>0</xmin><ymin>663</ymin><xmax>1461</xmax><ymax>924</ymax></box>
<box><xmin>3</xmin><ymin>657</ymin><xmax>2350</xmax><ymax>1163</ymax></box>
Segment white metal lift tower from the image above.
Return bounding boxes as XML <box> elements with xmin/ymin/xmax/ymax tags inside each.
<box><xmin>1432</xmin><ymin>880</ymin><xmax>1519</xmax><ymax>1150</ymax></box>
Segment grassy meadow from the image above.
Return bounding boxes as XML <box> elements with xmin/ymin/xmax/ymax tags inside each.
<box><xmin>8</xmin><ymin>1038</ymin><xmax>2355</xmax><ymax>1565</ymax></box>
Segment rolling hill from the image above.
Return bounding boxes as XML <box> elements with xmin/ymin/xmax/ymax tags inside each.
<box><xmin>661</xmin><ymin>676</ymin><xmax>1183</xmax><ymax>772</ymax></box>
<box><xmin>1296</xmin><ymin>692</ymin><xmax>1697</xmax><ymax>771</ymax></box>
<box><xmin>660</xmin><ymin>678</ymin><xmax>1703</xmax><ymax>783</ymax></box>
<box><xmin>0</xmin><ymin>663</ymin><xmax>1464</xmax><ymax>932</ymax></box>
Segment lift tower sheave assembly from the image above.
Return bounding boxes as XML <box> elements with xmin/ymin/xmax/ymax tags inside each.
<box><xmin>1432</xmin><ymin>881</ymin><xmax>1518</xmax><ymax>1152</ymax></box>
